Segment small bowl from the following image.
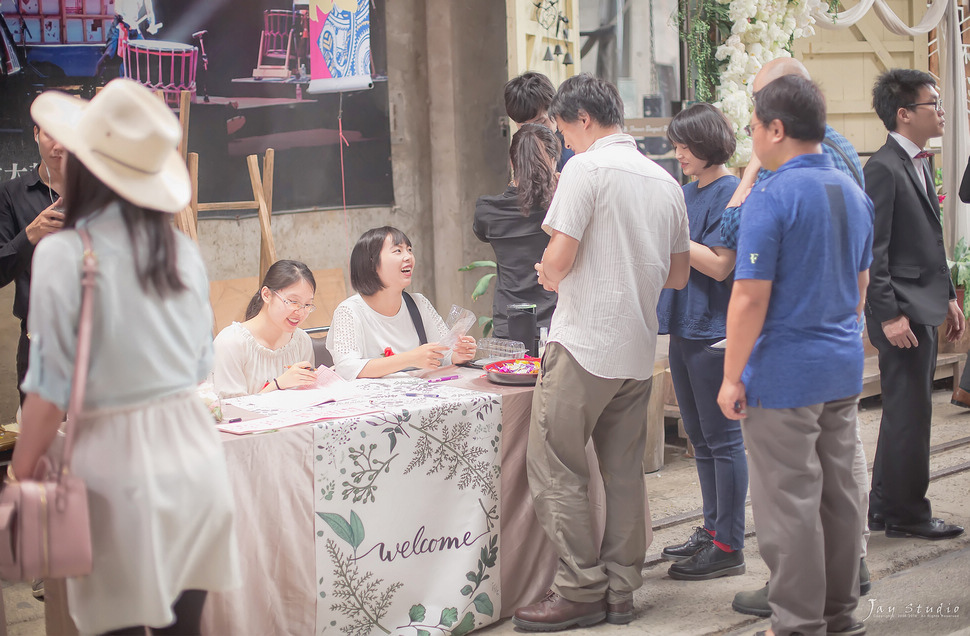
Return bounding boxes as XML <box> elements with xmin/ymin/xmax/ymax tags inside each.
<box><xmin>484</xmin><ymin>358</ymin><xmax>540</xmax><ymax>386</ymax></box>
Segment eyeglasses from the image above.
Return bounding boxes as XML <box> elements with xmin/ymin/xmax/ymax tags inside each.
<box><xmin>907</xmin><ymin>99</ymin><xmax>944</xmax><ymax>112</ymax></box>
<box><xmin>273</xmin><ymin>290</ymin><xmax>315</xmax><ymax>313</ymax></box>
<box><xmin>743</xmin><ymin>121</ymin><xmax>763</xmax><ymax>136</ymax></box>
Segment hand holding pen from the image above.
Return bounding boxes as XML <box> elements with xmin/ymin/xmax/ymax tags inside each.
<box><xmin>275</xmin><ymin>361</ymin><xmax>317</xmax><ymax>390</ymax></box>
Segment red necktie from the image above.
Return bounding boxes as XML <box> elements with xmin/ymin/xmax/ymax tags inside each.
<box><xmin>914</xmin><ymin>150</ymin><xmax>933</xmax><ymax>159</ymax></box>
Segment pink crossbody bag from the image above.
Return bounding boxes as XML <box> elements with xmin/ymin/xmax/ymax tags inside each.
<box><xmin>0</xmin><ymin>228</ymin><xmax>96</xmax><ymax>581</ymax></box>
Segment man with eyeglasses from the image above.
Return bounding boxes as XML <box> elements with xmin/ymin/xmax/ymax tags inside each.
<box><xmin>864</xmin><ymin>68</ymin><xmax>965</xmax><ymax>541</ymax></box>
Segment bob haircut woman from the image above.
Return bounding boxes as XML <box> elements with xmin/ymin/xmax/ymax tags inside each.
<box><xmin>327</xmin><ymin>226</ymin><xmax>476</xmax><ymax>380</ymax></box>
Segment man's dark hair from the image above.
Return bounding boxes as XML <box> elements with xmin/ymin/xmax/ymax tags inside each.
<box><xmin>504</xmin><ymin>72</ymin><xmax>556</xmax><ymax>124</ymax></box>
<box><xmin>753</xmin><ymin>75</ymin><xmax>826</xmax><ymax>142</ymax></box>
<box><xmin>871</xmin><ymin>68</ymin><xmax>937</xmax><ymax>131</ymax></box>
<box><xmin>667</xmin><ymin>103</ymin><xmax>736</xmax><ymax>168</ymax></box>
<box><xmin>548</xmin><ymin>73</ymin><xmax>624</xmax><ymax>128</ymax></box>
<box><xmin>350</xmin><ymin>226</ymin><xmax>412</xmax><ymax>296</ymax></box>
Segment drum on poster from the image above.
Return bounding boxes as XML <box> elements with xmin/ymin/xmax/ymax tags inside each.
<box><xmin>124</xmin><ymin>39</ymin><xmax>197</xmax><ymax>107</ymax></box>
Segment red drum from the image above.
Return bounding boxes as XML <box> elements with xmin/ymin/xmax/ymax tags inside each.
<box><xmin>124</xmin><ymin>40</ymin><xmax>197</xmax><ymax>108</ymax></box>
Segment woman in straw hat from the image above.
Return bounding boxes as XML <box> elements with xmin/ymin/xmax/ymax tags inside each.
<box><xmin>11</xmin><ymin>78</ymin><xmax>240</xmax><ymax>635</ymax></box>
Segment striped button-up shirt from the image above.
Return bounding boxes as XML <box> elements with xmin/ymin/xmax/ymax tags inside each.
<box><xmin>543</xmin><ymin>133</ymin><xmax>689</xmax><ymax>380</ymax></box>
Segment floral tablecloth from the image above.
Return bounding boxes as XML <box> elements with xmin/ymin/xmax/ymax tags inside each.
<box><xmin>312</xmin><ymin>378</ymin><xmax>503</xmax><ymax>636</ymax></box>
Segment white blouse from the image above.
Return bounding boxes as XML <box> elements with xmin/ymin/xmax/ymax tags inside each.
<box><xmin>326</xmin><ymin>293</ymin><xmax>450</xmax><ymax>380</ymax></box>
<box><xmin>212</xmin><ymin>322</ymin><xmax>314</xmax><ymax>397</ymax></box>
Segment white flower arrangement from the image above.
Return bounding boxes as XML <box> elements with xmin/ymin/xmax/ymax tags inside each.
<box><xmin>712</xmin><ymin>0</ymin><xmax>823</xmax><ymax>163</ymax></box>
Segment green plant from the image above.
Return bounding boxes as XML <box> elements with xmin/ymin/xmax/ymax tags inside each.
<box><xmin>678</xmin><ymin>0</ymin><xmax>731</xmax><ymax>103</ymax></box>
<box><xmin>459</xmin><ymin>260</ymin><xmax>496</xmax><ymax>337</ymax></box>
<box><xmin>947</xmin><ymin>237</ymin><xmax>970</xmax><ymax>319</ymax></box>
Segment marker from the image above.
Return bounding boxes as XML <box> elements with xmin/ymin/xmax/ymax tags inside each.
<box><xmin>428</xmin><ymin>375</ymin><xmax>459</xmax><ymax>383</ymax></box>
<box><xmin>227</xmin><ymin>417</ymin><xmax>242</xmax><ymax>423</ymax></box>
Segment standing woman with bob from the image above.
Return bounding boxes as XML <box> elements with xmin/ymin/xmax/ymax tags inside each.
<box><xmin>212</xmin><ymin>259</ymin><xmax>317</xmax><ymax>398</ymax></box>
<box><xmin>656</xmin><ymin>102</ymin><xmax>749</xmax><ymax>581</ymax></box>
<box><xmin>474</xmin><ymin>123</ymin><xmax>560</xmax><ymax>338</ymax></box>
<box><xmin>12</xmin><ymin>79</ymin><xmax>240</xmax><ymax>635</ymax></box>
<box><xmin>327</xmin><ymin>226</ymin><xmax>477</xmax><ymax>380</ymax></box>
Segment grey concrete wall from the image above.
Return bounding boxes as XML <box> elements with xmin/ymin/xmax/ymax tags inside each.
<box><xmin>0</xmin><ymin>3</ymin><xmax>512</xmax><ymax>423</ymax></box>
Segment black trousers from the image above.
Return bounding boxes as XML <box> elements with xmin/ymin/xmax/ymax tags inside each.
<box><xmin>16</xmin><ymin>320</ymin><xmax>28</xmax><ymax>406</ymax></box>
<box><xmin>866</xmin><ymin>319</ymin><xmax>936</xmax><ymax>525</ymax></box>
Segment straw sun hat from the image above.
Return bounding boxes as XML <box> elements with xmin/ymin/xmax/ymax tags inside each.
<box><xmin>30</xmin><ymin>78</ymin><xmax>190</xmax><ymax>214</ymax></box>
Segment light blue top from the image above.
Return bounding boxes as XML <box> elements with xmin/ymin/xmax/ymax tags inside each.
<box><xmin>735</xmin><ymin>153</ymin><xmax>873</xmax><ymax>408</ymax></box>
<box><xmin>22</xmin><ymin>203</ymin><xmax>213</xmax><ymax>410</ymax></box>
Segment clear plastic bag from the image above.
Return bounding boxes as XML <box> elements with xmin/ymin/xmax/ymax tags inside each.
<box><xmin>438</xmin><ymin>305</ymin><xmax>477</xmax><ymax>349</ymax></box>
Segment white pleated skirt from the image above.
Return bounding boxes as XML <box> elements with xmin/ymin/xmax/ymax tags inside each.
<box><xmin>65</xmin><ymin>391</ymin><xmax>241</xmax><ymax>635</ymax></box>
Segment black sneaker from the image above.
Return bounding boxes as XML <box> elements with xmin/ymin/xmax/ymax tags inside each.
<box><xmin>668</xmin><ymin>542</ymin><xmax>745</xmax><ymax>581</ymax></box>
<box><xmin>661</xmin><ymin>526</ymin><xmax>713</xmax><ymax>562</ymax></box>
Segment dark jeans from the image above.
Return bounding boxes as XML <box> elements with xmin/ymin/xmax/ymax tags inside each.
<box><xmin>102</xmin><ymin>590</ymin><xmax>207</xmax><ymax>635</ymax></box>
<box><xmin>668</xmin><ymin>335</ymin><xmax>748</xmax><ymax>549</ymax></box>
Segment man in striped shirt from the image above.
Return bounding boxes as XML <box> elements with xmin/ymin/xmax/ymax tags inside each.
<box><xmin>511</xmin><ymin>73</ymin><xmax>690</xmax><ymax>631</ymax></box>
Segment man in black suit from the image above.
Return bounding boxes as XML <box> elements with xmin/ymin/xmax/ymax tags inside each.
<box><xmin>865</xmin><ymin>68</ymin><xmax>964</xmax><ymax>540</ymax></box>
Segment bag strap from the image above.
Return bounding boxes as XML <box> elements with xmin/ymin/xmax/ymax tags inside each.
<box><xmin>402</xmin><ymin>292</ymin><xmax>427</xmax><ymax>345</ymax></box>
<box><xmin>59</xmin><ymin>228</ymin><xmax>97</xmax><ymax>479</ymax></box>
<box><xmin>822</xmin><ymin>135</ymin><xmax>864</xmax><ymax>189</ymax></box>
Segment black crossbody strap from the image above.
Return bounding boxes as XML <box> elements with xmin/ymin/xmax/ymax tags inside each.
<box><xmin>402</xmin><ymin>292</ymin><xmax>428</xmax><ymax>345</ymax></box>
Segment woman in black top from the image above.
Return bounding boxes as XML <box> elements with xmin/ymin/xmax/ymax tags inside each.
<box><xmin>473</xmin><ymin>123</ymin><xmax>560</xmax><ymax>338</ymax></box>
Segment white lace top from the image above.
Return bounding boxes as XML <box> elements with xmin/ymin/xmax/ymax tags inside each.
<box><xmin>326</xmin><ymin>293</ymin><xmax>450</xmax><ymax>380</ymax></box>
<box><xmin>212</xmin><ymin>322</ymin><xmax>314</xmax><ymax>397</ymax></box>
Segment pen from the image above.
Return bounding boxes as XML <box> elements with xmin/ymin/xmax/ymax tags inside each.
<box><xmin>227</xmin><ymin>417</ymin><xmax>242</xmax><ymax>423</ymax></box>
<box><xmin>428</xmin><ymin>375</ymin><xmax>459</xmax><ymax>383</ymax></box>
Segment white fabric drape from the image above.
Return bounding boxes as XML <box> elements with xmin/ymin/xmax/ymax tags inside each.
<box><xmin>941</xmin><ymin>0</ymin><xmax>970</xmax><ymax>249</ymax></box>
<box><xmin>812</xmin><ymin>0</ymin><xmax>947</xmax><ymax>34</ymax></box>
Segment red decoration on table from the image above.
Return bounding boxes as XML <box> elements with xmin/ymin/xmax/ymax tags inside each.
<box><xmin>383</xmin><ymin>347</ymin><xmax>395</xmax><ymax>357</ymax></box>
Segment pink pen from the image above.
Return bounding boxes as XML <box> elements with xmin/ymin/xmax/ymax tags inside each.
<box><xmin>428</xmin><ymin>374</ymin><xmax>460</xmax><ymax>383</ymax></box>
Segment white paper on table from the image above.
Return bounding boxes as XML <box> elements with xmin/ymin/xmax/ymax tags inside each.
<box><xmin>226</xmin><ymin>383</ymin><xmax>368</xmax><ymax>412</ymax></box>
<box><xmin>217</xmin><ymin>403</ymin><xmax>384</xmax><ymax>435</ymax></box>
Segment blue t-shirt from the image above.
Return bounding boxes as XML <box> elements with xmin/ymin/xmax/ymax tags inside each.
<box><xmin>658</xmin><ymin>174</ymin><xmax>739</xmax><ymax>338</ymax></box>
<box><xmin>721</xmin><ymin>125</ymin><xmax>865</xmax><ymax>249</ymax></box>
<box><xmin>735</xmin><ymin>153</ymin><xmax>874</xmax><ymax>408</ymax></box>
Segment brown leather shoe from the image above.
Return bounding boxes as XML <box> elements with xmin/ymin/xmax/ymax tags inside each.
<box><xmin>952</xmin><ymin>387</ymin><xmax>970</xmax><ymax>409</ymax></box>
<box><xmin>606</xmin><ymin>598</ymin><xmax>634</xmax><ymax>624</ymax></box>
<box><xmin>512</xmin><ymin>590</ymin><xmax>606</xmax><ymax>632</ymax></box>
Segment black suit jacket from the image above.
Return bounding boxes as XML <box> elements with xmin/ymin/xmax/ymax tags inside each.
<box><xmin>864</xmin><ymin>134</ymin><xmax>955</xmax><ymax>327</ymax></box>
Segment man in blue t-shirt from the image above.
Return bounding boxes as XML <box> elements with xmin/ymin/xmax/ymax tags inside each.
<box><xmin>717</xmin><ymin>75</ymin><xmax>873</xmax><ymax>636</ymax></box>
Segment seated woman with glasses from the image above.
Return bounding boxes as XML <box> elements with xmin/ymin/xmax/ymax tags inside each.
<box><xmin>212</xmin><ymin>259</ymin><xmax>318</xmax><ymax>397</ymax></box>
<box><xmin>327</xmin><ymin>226</ymin><xmax>477</xmax><ymax>380</ymax></box>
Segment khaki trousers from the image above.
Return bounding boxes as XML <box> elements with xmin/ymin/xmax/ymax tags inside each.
<box><xmin>526</xmin><ymin>343</ymin><xmax>652</xmax><ymax>604</ymax></box>
<box><xmin>743</xmin><ymin>397</ymin><xmax>863</xmax><ymax>636</ymax></box>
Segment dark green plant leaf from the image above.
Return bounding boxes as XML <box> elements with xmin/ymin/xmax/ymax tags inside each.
<box><xmin>461</xmin><ymin>584</ymin><xmax>473</xmax><ymax>596</ymax></box>
<box><xmin>349</xmin><ymin>510</ymin><xmax>365</xmax><ymax>550</ymax></box>
<box><xmin>452</xmin><ymin>611</ymin><xmax>476</xmax><ymax>636</ymax></box>
<box><xmin>459</xmin><ymin>260</ymin><xmax>497</xmax><ymax>271</ymax></box>
<box><xmin>473</xmin><ymin>593</ymin><xmax>494</xmax><ymax>616</ymax></box>
<box><xmin>317</xmin><ymin>512</ymin><xmax>353</xmax><ymax>546</ymax></box>
<box><xmin>439</xmin><ymin>607</ymin><xmax>458</xmax><ymax>627</ymax></box>
<box><xmin>417</xmin><ymin>631</ymin><xmax>430</xmax><ymax>636</ymax></box>
<box><xmin>409</xmin><ymin>604</ymin><xmax>426</xmax><ymax>622</ymax></box>
<box><xmin>472</xmin><ymin>273</ymin><xmax>497</xmax><ymax>300</ymax></box>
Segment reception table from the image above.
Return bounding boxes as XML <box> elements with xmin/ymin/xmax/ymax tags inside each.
<box><xmin>44</xmin><ymin>368</ymin><xmax>652</xmax><ymax>636</ymax></box>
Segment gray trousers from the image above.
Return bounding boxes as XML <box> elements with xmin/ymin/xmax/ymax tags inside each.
<box><xmin>742</xmin><ymin>396</ymin><xmax>863</xmax><ymax>636</ymax></box>
<box><xmin>526</xmin><ymin>343</ymin><xmax>652</xmax><ymax>604</ymax></box>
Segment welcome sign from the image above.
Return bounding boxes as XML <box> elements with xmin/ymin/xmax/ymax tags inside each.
<box><xmin>313</xmin><ymin>379</ymin><xmax>503</xmax><ymax>635</ymax></box>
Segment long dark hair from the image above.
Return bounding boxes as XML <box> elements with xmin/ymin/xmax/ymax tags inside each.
<box><xmin>62</xmin><ymin>153</ymin><xmax>185</xmax><ymax>296</ymax></box>
<box><xmin>511</xmin><ymin>123</ymin><xmax>560</xmax><ymax>216</ymax></box>
<box><xmin>246</xmin><ymin>260</ymin><xmax>316</xmax><ymax>320</ymax></box>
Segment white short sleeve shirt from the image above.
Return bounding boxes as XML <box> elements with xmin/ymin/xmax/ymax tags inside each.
<box><xmin>543</xmin><ymin>133</ymin><xmax>689</xmax><ymax>380</ymax></box>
